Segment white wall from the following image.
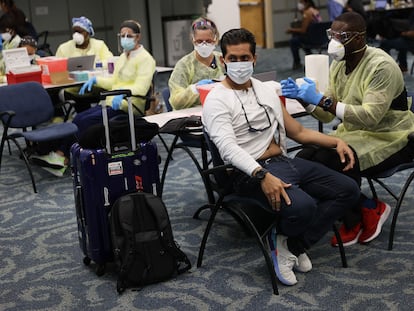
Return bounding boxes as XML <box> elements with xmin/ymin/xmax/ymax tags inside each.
<box><xmin>207</xmin><ymin>0</ymin><xmax>240</xmax><ymax>36</ymax></box>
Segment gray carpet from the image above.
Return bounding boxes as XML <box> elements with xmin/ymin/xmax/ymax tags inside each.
<box><xmin>1</xmin><ymin>46</ymin><xmax>414</xmax><ymax>310</ymax></box>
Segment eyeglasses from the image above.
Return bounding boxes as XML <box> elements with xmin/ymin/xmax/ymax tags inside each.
<box><xmin>117</xmin><ymin>33</ymin><xmax>137</xmax><ymax>39</ymax></box>
<box><xmin>326</xmin><ymin>28</ymin><xmax>365</xmax><ymax>43</ymax></box>
<box><xmin>194</xmin><ymin>39</ymin><xmax>216</xmax><ymax>45</ymax></box>
<box><xmin>235</xmin><ymin>88</ymin><xmax>272</xmax><ymax>133</ymax></box>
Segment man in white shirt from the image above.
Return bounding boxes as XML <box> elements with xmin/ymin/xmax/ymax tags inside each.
<box><xmin>202</xmin><ymin>28</ymin><xmax>360</xmax><ymax>286</ymax></box>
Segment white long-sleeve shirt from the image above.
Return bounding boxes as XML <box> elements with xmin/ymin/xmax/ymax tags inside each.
<box><xmin>202</xmin><ymin>78</ymin><xmax>287</xmax><ymax>176</ymax></box>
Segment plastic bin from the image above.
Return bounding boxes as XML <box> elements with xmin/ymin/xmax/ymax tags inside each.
<box><xmin>37</xmin><ymin>57</ymin><xmax>68</xmax><ymax>84</ymax></box>
<box><xmin>6</xmin><ymin>70</ymin><xmax>42</xmax><ymax>84</ymax></box>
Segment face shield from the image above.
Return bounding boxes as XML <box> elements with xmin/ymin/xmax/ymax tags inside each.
<box><xmin>117</xmin><ymin>32</ymin><xmax>138</xmax><ymax>53</ymax></box>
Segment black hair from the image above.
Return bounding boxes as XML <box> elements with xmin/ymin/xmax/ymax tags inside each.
<box><xmin>220</xmin><ymin>28</ymin><xmax>256</xmax><ymax>58</ymax></box>
<box><xmin>335</xmin><ymin>11</ymin><xmax>366</xmax><ymax>32</ymax></box>
<box><xmin>120</xmin><ymin>20</ymin><xmax>141</xmax><ymax>34</ymax></box>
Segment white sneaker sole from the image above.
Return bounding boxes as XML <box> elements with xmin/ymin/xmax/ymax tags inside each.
<box><xmin>267</xmin><ymin>233</ymin><xmax>298</xmax><ymax>286</ymax></box>
<box><xmin>360</xmin><ymin>203</ymin><xmax>391</xmax><ymax>243</ymax></box>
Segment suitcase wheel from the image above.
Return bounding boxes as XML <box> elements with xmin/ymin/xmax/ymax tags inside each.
<box><xmin>83</xmin><ymin>256</ymin><xmax>91</xmax><ymax>266</ymax></box>
<box><xmin>96</xmin><ymin>264</ymin><xmax>106</xmax><ymax>276</ymax></box>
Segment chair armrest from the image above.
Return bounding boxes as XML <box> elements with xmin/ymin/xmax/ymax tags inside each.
<box><xmin>201</xmin><ymin>164</ymin><xmax>235</xmax><ymax>196</ymax></box>
<box><xmin>0</xmin><ymin>110</ymin><xmax>16</xmax><ymax>126</ymax></box>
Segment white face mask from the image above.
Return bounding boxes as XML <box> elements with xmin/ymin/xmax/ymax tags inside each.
<box><xmin>194</xmin><ymin>43</ymin><xmax>216</xmax><ymax>58</ymax></box>
<box><xmin>1</xmin><ymin>32</ymin><xmax>11</xmax><ymax>42</ymax></box>
<box><xmin>327</xmin><ymin>39</ymin><xmax>345</xmax><ymax>61</ymax></box>
<box><xmin>225</xmin><ymin>61</ymin><xmax>254</xmax><ymax>85</ymax></box>
<box><xmin>297</xmin><ymin>2</ymin><xmax>305</xmax><ymax>11</ymax></box>
<box><xmin>72</xmin><ymin>32</ymin><xmax>85</xmax><ymax>45</ymax></box>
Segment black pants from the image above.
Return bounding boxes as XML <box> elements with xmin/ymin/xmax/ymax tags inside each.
<box><xmin>296</xmin><ymin>141</ymin><xmax>414</xmax><ymax>229</ymax></box>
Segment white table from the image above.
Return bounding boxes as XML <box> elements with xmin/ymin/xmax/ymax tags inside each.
<box><xmin>144</xmin><ymin>99</ymin><xmax>306</xmax><ymax>128</ymax></box>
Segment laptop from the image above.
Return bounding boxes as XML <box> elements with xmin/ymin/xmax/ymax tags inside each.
<box><xmin>375</xmin><ymin>0</ymin><xmax>387</xmax><ymax>10</ymax></box>
<box><xmin>67</xmin><ymin>55</ymin><xmax>96</xmax><ymax>71</ymax></box>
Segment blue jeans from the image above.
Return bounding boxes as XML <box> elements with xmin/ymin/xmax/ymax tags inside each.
<box><xmin>261</xmin><ymin>156</ymin><xmax>360</xmax><ymax>248</ymax></box>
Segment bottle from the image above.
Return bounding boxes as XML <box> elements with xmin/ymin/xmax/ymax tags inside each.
<box><xmin>95</xmin><ymin>59</ymin><xmax>103</xmax><ymax>72</ymax></box>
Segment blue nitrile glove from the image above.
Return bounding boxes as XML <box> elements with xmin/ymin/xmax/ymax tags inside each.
<box><xmin>0</xmin><ymin>39</ymin><xmax>2</xmax><ymax>52</ymax></box>
<box><xmin>196</xmin><ymin>79</ymin><xmax>214</xmax><ymax>86</ymax></box>
<box><xmin>280</xmin><ymin>77</ymin><xmax>299</xmax><ymax>99</ymax></box>
<box><xmin>78</xmin><ymin>76</ymin><xmax>97</xmax><ymax>95</ymax></box>
<box><xmin>297</xmin><ymin>77</ymin><xmax>323</xmax><ymax>106</ymax></box>
<box><xmin>111</xmin><ymin>94</ymin><xmax>125</xmax><ymax>110</ymax></box>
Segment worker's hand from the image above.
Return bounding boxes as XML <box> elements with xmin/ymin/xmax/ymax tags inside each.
<box><xmin>196</xmin><ymin>79</ymin><xmax>214</xmax><ymax>86</ymax></box>
<box><xmin>78</xmin><ymin>76</ymin><xmax>97</xmax><ymax>95</ymax></box>
<box><xmin>280</xmin><ymin>77</ymin><xmax>299</xmax><ymax>99</ymax></box>
<box><xmin>297</xmin><ymin>77</ymin><xmax>323</xmax><ymax>106</ymax></box>
<box><xmin>111</xmin><ymin>94</ymin><xmax>125</xmax><ymax>110</ymax></box>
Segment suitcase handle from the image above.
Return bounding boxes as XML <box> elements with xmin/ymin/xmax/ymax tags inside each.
<box><xmin>100</xmin><ymin>89</ymin><xmax>132</xmax><ymax>100</ymax></box>
<box><xmin>100</xmin><ymin>90</ymin><xmax>136</xmax><ymax>154</ymax></box>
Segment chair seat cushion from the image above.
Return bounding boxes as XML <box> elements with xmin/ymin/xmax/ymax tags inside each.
<box><xmin>22</xmin><ymin>122</ymin><xmax>78</xmax><ymax>142</ymax></box>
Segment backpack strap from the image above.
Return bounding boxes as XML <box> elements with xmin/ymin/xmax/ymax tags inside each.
<box><xmin>142</xmin><ymin>193</ymin><xmax>192</xmax><ymax>274</ymax></box>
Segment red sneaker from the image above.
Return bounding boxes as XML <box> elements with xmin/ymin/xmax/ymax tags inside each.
<box><xmin>331</xmin><ymin>222</ymin><xmax>363</xmax><ymax>247</ymax></box>
<box><xmin>358</xmin><ymin>199</ymin><xmax>391</xmax><ymax>244</ymax></box>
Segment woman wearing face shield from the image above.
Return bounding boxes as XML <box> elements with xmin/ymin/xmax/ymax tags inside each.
<box><xmin>282</xmin><ymin>12</ymin><xmax>414</xmax><ymax>248</ymax></box>
<box><xmin>74</xmin><ymin>20</ymin><xmax>156</xmax><ymax>134</ymax></box>
<box><xmin>168</xmin><ymin>17</ymin><xmax>225</xmax><ymax>110</ymax></box>
<box><xmin>55</xmin><ymin>16</ymin><xmax>113</xmax><ymax>113</ymax></box>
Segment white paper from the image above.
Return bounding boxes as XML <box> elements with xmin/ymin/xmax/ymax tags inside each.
<box><xmin>305</xmin><ymin>54</ymin><xmax>329</xmax><ymax>94</ymax></box>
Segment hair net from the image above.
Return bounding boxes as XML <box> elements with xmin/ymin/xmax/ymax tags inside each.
<box><xmin>72</xmin><ymin>16</ymin><xmax>95</xmax><ymax>36</ymax></box>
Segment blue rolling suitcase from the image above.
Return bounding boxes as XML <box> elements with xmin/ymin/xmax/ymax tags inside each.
<box><xmin>71</xmin><ymin>89</ymin><xmax>160</xmax><ymax>276</ymax></box>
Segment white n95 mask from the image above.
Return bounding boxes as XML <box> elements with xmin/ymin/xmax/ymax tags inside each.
<box><xmin>297</xmin><ymin>2</ymin><xmax>305</xmax><ymax>11</ymax></box>
<box><xmin>1</xmin><ymin>32</ymin><xmax>11</xmax><ymax>42</ymax></box>
<box><xmin>327</xmin><ymin>39</ymin><xmax>345</xmax><ymax>62</ymax></box>
<box><xmin>194</xmin><ymin>43</ymin><xmax>215</xmax><ymax>58</ymax></box>
<box><xmin>225</xmin><ymin>61</ymin><xmax>254</xmax><ymax>84</ymax></box>
<box><xmin>72</xmin><ymin>32</ymin><xmax>85</xmax><ymax>45</ymax></box>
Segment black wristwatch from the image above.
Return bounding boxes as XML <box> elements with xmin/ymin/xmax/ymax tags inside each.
<box><xmin>321</xmin><ymin>96</ymin><xmax>333</xmax><ymax>111</ymax></box>
<box><xmin>254</xmin><ymin>168</ymin><xmax>269</xmax><ymax>182</ymax></box>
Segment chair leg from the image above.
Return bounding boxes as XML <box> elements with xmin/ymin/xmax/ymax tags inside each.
<box><xmin>197</xmin><ymin>200</ymin><xmax>222</xmax><ymax>268</ymax></box>
<box><xmin>157</xmin><ymin>133</ymin><xmax>171</xmax><ymax>157</ymax></box>
<box><xmin>9</xmin><ymin>137</ymin><xmax>37</xmax><ymax>193</ymax></box>
<box><xmin>229</xmin><ymin>207</ymin><xmax>279</xmax><ymax>295</ymax></box>
<box><xmin>332</xmin><ymin>223</ymin><xmax>347</xmax><ymax>268</ymax></box>
<box><xmin>193</xmin><ymin>203</ymin><xmax>212</xmax><ymax>219</ymax></box>
<box><xmin>177</xmin><ymin>144</ymin><xmax>215</xmax><ymax>204</ymax></box>
<box><xmin>388</xmin><ymin>171</ymin><xmax>414</xmax><ymax>250</ymax></box>
<box><xmin>159</xmin><ymin>135</ymin><xmax>180</xmax><ymax>197</ymax></box>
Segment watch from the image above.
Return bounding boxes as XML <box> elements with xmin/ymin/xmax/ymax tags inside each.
<box><xmin>254</xmin><ymin>168</ymin><xmax>269</xmax><ymax>182</ymax></box>
<box><xmin>321</xmin><ymin>97</ymin><xmax>333</xmax><ymax>111</ymax></box>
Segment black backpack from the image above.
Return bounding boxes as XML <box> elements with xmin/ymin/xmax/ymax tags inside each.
<box><xmin>110</xmin><ymin>192</ymin><xmax>191</xmax><ymax>294</ymax></box>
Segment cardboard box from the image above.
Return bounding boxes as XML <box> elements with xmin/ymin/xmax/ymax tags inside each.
<box><xmin>6</xmin><ymin>70</ymin><xmax>42</xmax><ymax>84</ymax></box>
<box><xmin>49</xmin><ymin>71</ymin><xmax>74</xmax><ymax>85</ymax></box>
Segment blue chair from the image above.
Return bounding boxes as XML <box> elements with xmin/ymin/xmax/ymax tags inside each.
<box><xmin>0</xmin><ymin>82</ymin><xmax>78</xmax><ymax>193</ymax></box>
<box><xmin>361</xmin><ymin>91</ymin><xmax>414</xmax><ymax>250</ymax></box>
